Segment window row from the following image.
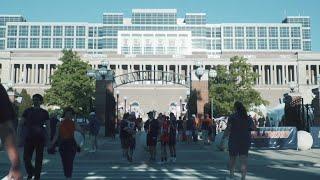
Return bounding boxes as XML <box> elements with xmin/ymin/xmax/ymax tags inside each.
<box><xmin>223</xmin><ymin>39</ymin><xmax>301</xmax><ymax>50</ymax></box>
<box><xmin>6</xmin><ymin>38</ymin><xmax>86</xmax><ymax>49</ymax></box>
<box><xmin>7</xmin><ymin>25</ymin><xmax>86</xmax><ymax>37</ymax></box>
<box><xmin>223</xmin><ymin>26</ymin><xmax>301</xmax><ymax>38</ymax></box>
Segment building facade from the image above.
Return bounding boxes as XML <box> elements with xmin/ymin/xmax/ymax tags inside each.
<box><xmin>0</xmin><ymin>9</ymin><xmax>319</xmax><ymax>113</ymax></box>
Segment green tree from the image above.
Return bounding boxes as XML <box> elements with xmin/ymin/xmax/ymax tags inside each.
<box><xmin>44</xmin><ymin>50</ymin><xmax>95</xmax><ymax>115</ymax></box>
<box><xmin>209</xmin><ymin>56</ymin><xmax>268</xmax><ymax>116</ymax></box>
<box><xmin>18</xmin><ymin>89</ymin><xmax>32</xmax><ymax>117</ymax></box>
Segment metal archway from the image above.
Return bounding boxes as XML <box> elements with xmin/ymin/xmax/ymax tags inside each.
<box><xmin>113</xmin><ymin>70</ymin><xmax>190</xmax><ymax>88</ymax></box>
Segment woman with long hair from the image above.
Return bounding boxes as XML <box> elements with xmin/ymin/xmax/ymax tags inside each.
<box><xmin>50</xmin><ymin>107</ymin><xmax>82</xmax><ymax>180</ymax></box>
<box><xmin>222</xmin><ymin>101</ymin><xmax>254</xmax><ymax>180</ymax></box>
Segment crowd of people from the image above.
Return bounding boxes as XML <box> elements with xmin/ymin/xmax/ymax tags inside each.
<box><xmin>1</xmin><ymin>82</ymin><xmax>254</xmax><ymax>180</ymax></box>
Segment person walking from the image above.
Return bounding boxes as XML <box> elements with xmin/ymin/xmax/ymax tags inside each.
<box><xmin>201</xmin><ymin>114</ymin><xmax>210</xmax><ymax>145</ymax></box>
<box><xmin>127</xmin><ymin>112</ymin><xmax>137</xmax><ymax>162</ymax></box>
<box><xmin>48</xmin><ymin>112</ymin><xmax>59</xmax><ymax>154</ymax></box>
<box><xmin>0</xmin><ymin>83</ymin><xmax>22</xmax><ymax>180</ymax></box>
<box><xmin>87</xmin><ymin>112</ymin><xmax>100</xmax><ymax>152</ymax></box>
<box><xmin>159</xmin><ymin>115</ymin><xmax>169</xmax><ymax>164</ymax></box>
<box><xmin>148</xmin><ymin>112</ymin><xmax>159</xmax><ymax>162</ymax></box>
<box><xmin>21</xmin><ymin>94</ymin><xmax>50</xmax><ymax>180</ymax></box>
<box><xmin>50</xmin><ymin>107</ymin><xmax>82</xmax><ymax>180</ymax></box>
<box><xmin>168</xmin><ymin>113</ymin><xmax>177</xmax><ymax>162</ymax></box>
<box><xmin>120</xmin><ymin>113</ymin><xmax>130</xmax><ymax>160</ymax></box>
<box><xmin>220</xmin><ymin>101</ymin><xmax>254</xmax><ymax>180</ymax></box>
<box><xmin>186</xmin><ymin>117</ymin><xmax>193</xmax><ymax>144</ymax></box>
<box><xmin>177</xmin><ymin>116</ymin><xmax>183</xmax><ymax>142</ymax></box>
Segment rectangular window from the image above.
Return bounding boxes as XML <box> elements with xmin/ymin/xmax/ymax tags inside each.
<box><xmin>155</xmin><ymin>47</ymin><xmax>165</xmax><ymax>55</ymax></box>
<box><xmin>0</xmin><ymin>27</ymin><xmax>6</xmax><ymax>38</ymax></box>
<box><xmin>65</xmin><ymin>26</ymin><xmax>74</xmax><ymax>36</ymax></box>
<box><xmin>257</xmin><ymin>27</ymin><xmax>267</xmax><ymax>37</ymax></box>
<box><xmin>268</xmin><ymin>27</ymin><xmax>278</xmax><ymax>37</ymax></box>
<box><xmin>30</xmin><ymin>26</ymin><xmax>40</xmax><ymax>36</ymax></box>
<box><xmin>42</xmin><ymin>26</ymin><xmax>51</xmax><ymax>36</ymax></box>
<box><xmin>53</xmin><ymin>26</ymin><xmax>63</xmax><ymax>36</ymax></box>
<box><xmin>88</xmin><ymin>39</ymin><xmax>94</xmax><ymax>49</ymax></box>
<box><xmin>292</xmin><ymin>39</ymin><xmax>301</xmax><ymax>50</ymax></box>
<box><xmin>19</xmin><ymin>26</ymin><xmax>29</xmax><ymax>36</ymax></box>
<box><xmin>291</xmin><ymin>27</ymin><xmax>301</xmax><ymax>37</ymax></box>
<box><xmin>223</xmin><ymin>27</ymin><xmax>233</xmax><ymax>37</ymax></box>
<box><xmin>280</xmin><ymin>39</ymin><xmax>290</xmax><ymax>50</ymax></box>
<box><xmin>7</xmin><ymin>25</ymin><xmax>17</xmax><ymax>36</ymax></box>
<box><xmin>64</xmin><ymin>38</ymin><xmax>74</xmax><ymax>48</ymax></box>
<box><xmin>76</xmin><ymin>38</ymin><xmax>85</xmax><ymax>49</ymax></box>
<box><xmin>235</xmin><ymin>39</ymin><xmax>244</xmax><ymax>49</ymax></box>
<box><xmin>246</xmin><ymin>39</ymin><xmax>256</xmax><ymax>49</ymax></box>
<box><xmin>303</xmin><ymin>41</ymin><xmax>311</xmax><ymax>51</ymax></box>
<box><xmin>280</xmin><ymin>27</ymin><xmax>289</xmax><ymax>37</ymax></box>
<box><xmin>258</xmin><ymin>39</ymin><xmax>267</xmax><ymax>49</ymax></box>
<box><xmin>41</xmin><ymin>38</ymin><xmax>51</xmax><ymax>48</ymax></box>
<box><xmin>246</xmin><ymin>27</ymin><xmax>255</xmax><ymax>37</ymax></box>
<box><xmin>269</xmin><ymin>39</ymin><xmax>278</xmax><ymax>50</ymax></box>
<box><xmin>132</xmin><ymin>46</ymin><xmax>142</xmax><ymax>54</ymax></box>
<box><xmin>76</xmin><ymin>26</ymin><xmax>86</xmax><ymax>36</ymax></box>
<box><xmin>30</xmin><ymin>38</ymin><xmax>40</xmax><ymax>48</ymax></box>
<box><xmin>215</xmin><ymin>28</ymin><xmax>221</xmax><ymax>37</ymax></box>
<box><xmin>235</xmin><ymin>27</ymin><xmax>244</xmax><ymax>37</ymax></box>
<box><xmin>223</xmin><ymin>39</ymin><xmax>233</xmax><ymax>49</ymax></box>
<box><xmin>144</xmin><ymin>47</ymin><xmax>154</xmax><ymax>55</ymax></box>
<box><xmin>53</xmin><ymin>38</ymin><xmax>62</xmax><ymax>48</ymax></box>
<box><xmin>0</xmin><ymin>40</ymin><xmax>5</xmax><ymax>49</ymax></box>
<box><xmin>18</xmin><ymin>38</ymin><xmax>28</xmax><ymax>48</ymax></box>
<box><xmin>302</xmin><ymin>29</ymin><xmax>311</xmax><ymax>39</ymax></box>
<box><xmin>7</xmin><ymin>38</ymin><xmax>16</xmax><ymax>48</ymax></box>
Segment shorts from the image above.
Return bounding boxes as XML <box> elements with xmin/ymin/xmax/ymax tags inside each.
<box><xmin>148</xmin><ymin>135</ymin><xmax>158</xmax><ymax>146</ymax></box>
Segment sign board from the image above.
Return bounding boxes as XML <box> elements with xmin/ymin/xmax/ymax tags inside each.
<box><xmin>251</xmin><ymin>127</ymin><xmax>297</xmax><ymax>149</ymax></box>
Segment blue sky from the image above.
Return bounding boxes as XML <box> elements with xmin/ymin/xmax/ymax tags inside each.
<box><xmin>0</xmin><ymin>0</ymin><xmax>319</xmax><ymax>51</ymax></box>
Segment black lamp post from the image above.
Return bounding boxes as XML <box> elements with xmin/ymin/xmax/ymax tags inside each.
<box><xmin>87</xmin><ymin>60</ymin><xmax>115</xmax><ymax>137</ymax></box>
<box><xmin>179</xmin><ymin>96</ymin><xmax>182</xmax><ymax>117</ymax></box>
<box><xmin>124</xmin><ymin>96</ymin><xmax>127</xmax><ymax>113</ymax></box>
<box><xmin>116</xmin><ymin>90</ymin><xmax>119</xmax><ymax>122</ymax></box>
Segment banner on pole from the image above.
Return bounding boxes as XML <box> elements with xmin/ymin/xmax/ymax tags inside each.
<box><xmin>310</xmin><ymin>127</ymin><xmax>320</xmax><ymax>148</ymax></box>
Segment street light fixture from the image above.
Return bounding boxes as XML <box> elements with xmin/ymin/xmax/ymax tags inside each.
<box><xmin>208</xmin><ymin>69</ymin><xmax>217</xmax><ymax>119</ymax></box>
<box><xmin>289</xmin><ymin>81</ymin><xmax>296</xmax><ymax>93</ymax></box>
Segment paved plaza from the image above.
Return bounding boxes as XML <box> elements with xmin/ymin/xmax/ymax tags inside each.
<box><xmin>1</xmin><ymin>132</ymin><xmax>320</xmax><ymax>180</ymax></box>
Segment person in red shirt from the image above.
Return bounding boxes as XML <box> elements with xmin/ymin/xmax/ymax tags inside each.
<box><xmin>50</xmin><ymin>107</ymin><xmax>82</xmax><ymax>180</ymax></box>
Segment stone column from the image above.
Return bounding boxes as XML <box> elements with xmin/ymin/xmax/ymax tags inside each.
<box><xmin>286</xmin><ymin>65</ymin><xmax>289</xmax><ymax>84</ymax></box>
<box><xmin>261</xmin><ymin>65</ymin><xmax>265</xmax><ymax>85</ymax></box>
<box><xmin>10</xmin><ymin>64</ymin><xmax>14</xmax><ymax>83</ymax></box>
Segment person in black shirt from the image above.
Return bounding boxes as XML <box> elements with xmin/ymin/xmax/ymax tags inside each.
<box><xmin>146</xmin><ymin>111</ymin><xmax>159</xmax><ymax>162</ymax></box>
<box><xmin>177</xmin><ymin>116</ymin><xmax>184</xmax><ymax>142</ymax></box>
<box><xmin>168</xmin><ymin>113</ymin><xmax>177</xmax><ymax>162</ymax></box>
<box><xmin>0</xmin><ymin>83</ymin><xmax>22</xmax><ymax>180</ymax></box>
<box><xmin>120</xmin><ymin>113</ymin><xmax>129</xmax><ymax>160</ymax></box>
<box><xmin>21</xmin><ymin>94</ymin><xmax>50</xmax><ymax>180</ymax></box>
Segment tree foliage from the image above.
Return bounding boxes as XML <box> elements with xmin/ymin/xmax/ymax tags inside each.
<box><xmin>209</xmin><ymin>56</ymin><xmax>268</xmax><ymax>116</ymax></box>
<box><xmin>44</xmin><ymin>50</ymin><xmax>95</xmax><ymax>115</ymax></box>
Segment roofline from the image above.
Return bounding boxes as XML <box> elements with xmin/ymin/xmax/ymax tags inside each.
<box><xmin>132</xmin><ymin>9</ymin><xmax>177</xmax><ymax>13</ymax></box>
